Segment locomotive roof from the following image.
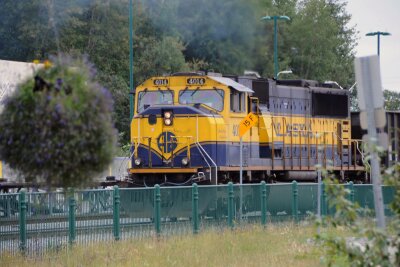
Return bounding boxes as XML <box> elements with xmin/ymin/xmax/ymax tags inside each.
<box><xmin>138</xmin><ymin>74</ymin><xmax>254</xmax><ymax>93</ymax></box>
<box><xmin>208</xmin><ymin>76</ymin><xmax>254</xmax><ymax>93</ymax></box>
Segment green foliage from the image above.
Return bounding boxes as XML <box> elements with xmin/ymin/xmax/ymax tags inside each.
<box><xmin>349</xmin><ymin>88</ymin><xmax>400</xmax><ymax>112</ymax></box>
<box><xmin>283</xmin><ymin>0</ymin><xmax>357</xmax><ymax>87</ymax></box>
<box><xmin>384</xmin><ymin>90</ymin><xmax>400</xmax><ymax>110</ymax></box>
<box><xmin>0</xmin><ymin>56</ymin><xmax>117</xmax><ymax>188</ymax></box>
<box><xmin>316</xmin><ymin>167</ymin><xmax>400</xmax><ymax>266</ymax></box>
<box><xmin>0</xmin><ymin>0</ymin><xmax>364</xmax><ymax>145</ymax></box>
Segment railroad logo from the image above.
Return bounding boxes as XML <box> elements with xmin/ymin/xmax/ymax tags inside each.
<box><xmin>157</xmin><ymin>131</ymin><xmax>177</xmax><ymax>153</ymax></box>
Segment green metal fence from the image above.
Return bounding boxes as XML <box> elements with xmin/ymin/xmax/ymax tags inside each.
<box><xmin>0</xmin><ymin>182</ymin><xmax>396</xmax><ymax>256</ymax></box>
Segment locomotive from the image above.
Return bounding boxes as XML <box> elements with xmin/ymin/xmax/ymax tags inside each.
<box><xmin>128</xmin><ymin>72</ymin><xmax>366</xmax><ymax>186</ymax></box>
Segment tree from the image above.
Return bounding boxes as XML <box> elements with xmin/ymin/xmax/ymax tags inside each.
<box><xmin>141</xmin><ymin>0</ymin><xmax>268</xmax><ymax>75</ymax></box>
<box><xmin>59</xmin><ymin>1</ymin><xmax>188</xmax><ymax>143</ymax></box>
<box><xmin>350</xmin><ymin>88</ymin><xmax>400</xmax><ymax>112</ymax></box>
<box><xmin>281</xmin><ymin>0</ymin><xmax>357</xmax><ymax>87</ymax></box>
<box><xmin>384</xmin><ymin>90</ymin><xmax>400</xmax><ymax>111</ymax></box>
<box><xmin>0</xmin><ymin>0</ymin><xmax>361</xmax><ymax>147</ymax></box>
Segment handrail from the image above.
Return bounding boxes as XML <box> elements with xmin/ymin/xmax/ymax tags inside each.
<box><xmin>265</xmin><ymin>125</ymin><xmax>367</xmax><ymax>170</ymax></box>
<box><xmin>196</xmin><ymin>115</ymin><xmax>217</xmax><ymax>184</ymax></box>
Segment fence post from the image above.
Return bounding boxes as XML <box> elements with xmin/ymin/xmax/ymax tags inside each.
<box><xmin>192</xmin><ymin>183</ymin><xmax>199</xmax><ymax>234</ymax></box>
<box><xmin>19</xmin><ymin>189</ymin><xmax>27</xmax><ymax>253</ymax></box>
<box><xmin>292</xmin><ymin>181</ymin><xmax>298</xmax><ymax>223</ymax></box>
<box><xmin>321</xmin><ymin>183</ymin><xmax>327</xmax><ymax>216</ymax></box>
<box><xmin>228</xmin><ymin>182</ymin><xmax>234</xmax><ymax>229</ymax></box>
<box><xmin>154</xmin><ymin>184</ymin><xmax>161</xmax><ymax>236</ymax></box>
<box><xmin>68</xmin><ymin>196</ymin><xmax>76</xmax><ymax>246</ymax></box>
<box><xmin>113</xmin><ymin>185</ymin><xmax>120</xmax><ymax>241</ymax></box>
<box><xmin>261</xmin><ymin>181</ymin><xmax>267</xmax><ymax>226</ymax></box>
<box><xmin>349</xmin><ymin>181</ymin><xmax>354</xmax><ymax>204</ymax></box>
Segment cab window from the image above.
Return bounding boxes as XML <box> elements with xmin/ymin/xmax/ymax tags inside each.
<box><xmin>137</xmin><ymin>90</ymin><xmax>173</xmax><ymax>112</ymax></box>
<box><xmin>230</xmin><ymin>89</ymin><xmax>245</xmax><ymax>113</ymax></box>
<box><xmin>179</xmin><ymin>89</ymin><xmax>224</xmax><ymax>111</ymax></box>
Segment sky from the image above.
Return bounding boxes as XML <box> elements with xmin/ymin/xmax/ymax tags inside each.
<box><xmin>346</xmin><ymin>0</ymin><xmax>400</xmax><ymax>91</ymax></box>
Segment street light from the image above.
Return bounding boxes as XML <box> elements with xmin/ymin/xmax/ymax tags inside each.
<box><xmin>261</xmin><ymin>15</ymin><xmax>291</xmax><ymax>79</ymax></box>
<box><xmin>366</xmin><ymin>31</ymin><xmax>391</xmax><ymax>56</ymax></box>
<box><xmin>277</xmin><ymin>69</ymin><xmax>292</xmax><ymax>78</ymax></box>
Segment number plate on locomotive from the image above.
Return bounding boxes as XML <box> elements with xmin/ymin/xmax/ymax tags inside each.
<box><xmin>153</xmin><ymin>78</ymin><xmax>169</xmax><ymax>86</ymax></box>
<box><xmin>186</xmin><ymin>78</ymin><xmax>206</xmax><ymax>85</ymax></box>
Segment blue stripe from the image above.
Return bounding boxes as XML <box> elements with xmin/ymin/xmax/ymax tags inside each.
<box><xmin>133</xmin><ymin>143</ymin><xmax>352</xmax><ymax>169</ymax></box>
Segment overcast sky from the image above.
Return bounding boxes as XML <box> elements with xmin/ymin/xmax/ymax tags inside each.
<box><xmin>346</xmin><ymin>0</ymin><xmax>400</xmax><ymax>91</ymax></box>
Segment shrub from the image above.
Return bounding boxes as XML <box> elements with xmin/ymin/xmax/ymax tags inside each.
<box><xmin>0</xmin><ymin>56</ymin><xmax>117</xmax><ymax>188</ymax></box>
<box><xmin>316</xmin><ymin>165</ymin><xmax>400</xmax><ymax>266</ymax></box>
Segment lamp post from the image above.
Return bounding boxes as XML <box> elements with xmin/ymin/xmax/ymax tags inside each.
<box><xmin>129</xmin><ymin>0</ymin><xmax>134</xmax><ymax>120</ymax></box>
<box><xmin>366</xmin><ymin>31</ymin><xmax>391</xmax><ymax>56</ymax></box>
<box><xmin>261</xmin><ymin>15</ymin><xmax>290</xmax><ymax>79</ymax></box>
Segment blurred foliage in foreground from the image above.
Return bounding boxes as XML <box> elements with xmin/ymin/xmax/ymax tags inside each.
<box><xmin>316</xmin><ymin>164</ymin><xmax>400</xmax><ymax>266</ymax></box>
<box><xmin>0</xmin><ymin>56</ymin><xmax>117</xmax><ymax>188</ymax></box>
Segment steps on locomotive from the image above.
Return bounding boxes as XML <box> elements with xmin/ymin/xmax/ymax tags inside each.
<box><xmin>342</xmin><ymin>145</ymin><xmax>350</xmax><ymax>165</ymax></box>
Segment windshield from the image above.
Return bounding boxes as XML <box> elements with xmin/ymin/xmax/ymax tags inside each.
<box><xmin>137</xmin><ymin>90</ymin><xmax>173</xmax><ymax>112</ymax></box>
<box><xmin>179</xmin><ymin>89</ymin><xmax>224</xmax><ymax>111</ymax></box>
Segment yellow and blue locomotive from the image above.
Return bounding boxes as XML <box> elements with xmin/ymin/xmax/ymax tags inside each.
<box><xmin>129</xmin><ymin>72</ymin><xmax>364</xmax><ymax>186</ymax></box>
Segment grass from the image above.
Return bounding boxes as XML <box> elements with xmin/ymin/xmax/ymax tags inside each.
<box><xmin>1</xmin><ymin>224</ymin><xmax>329</xmax><ymax>267</ymax></box>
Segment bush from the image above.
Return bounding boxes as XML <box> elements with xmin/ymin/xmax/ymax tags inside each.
<box><xmin>316</xmin><ymin>165</ymin><xmax>400</xmax><ymax>266</ymax></box>
<box><xmin>0</xmin><ymin>56</ymin><xmax>117</xmax><ymax>188</ymax></box>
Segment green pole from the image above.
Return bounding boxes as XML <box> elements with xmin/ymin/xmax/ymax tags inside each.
<box><xmin>260</xmin><ymin>181</ymin><xmax>267</xmax><ymax>226</ymax></box>
<box><xmin>228</xmin><ymin>182</ymin><xmax>234</xmax><ymax>229</ymax></box>
<box><xmin>129</xmin><ymin>0</ymin><xmax>134</xmax><ymax>120</ymax></box>
<box><xmin>377</xmin><ymin>34</ymin><xmax>380</xmax><ymax>56</ymax></box>
<box><xmin>273</xmin><ymin>17</ymin><xmax>278</xmax><ymax>79</ymax></box>
<box><xmin>154</xmin><ymin>184</ymin><xmax>161</xmax><ymax>236</ymax></box>
<box><xmin>366</xmin><ymin>31</ymin><xmax>391</xmax><ymax>57</ymax></box>
<box><xmin>19</xmin><ymin>189</ymin><xmax>27</xmax><ymax>253</ymax></box>
<box><xmin>68</xmin><ymin>196</ymin><xmax>76</xmax><ymax>246</ymax></box>
<box><xmin>292</xmin><ymin>181</ymin><xmax>298</xmax><ymax>223</ymax></box>
<box><xmin>349</xmin><ymin>181</ymin><xmax>354</xmax><ymax>204</ymax></box>
<box><xmin>321</xmin><ymin>183</ymin><xmax>327</xmax><ymax>216</ymax></box>
<box><xmin>113</xmin><ymin>186</ymin><xmax>121</xmax><ymax>241</ymax></box>
<box><xmin>192</xmin><ymin>183</ymin><xmax>199</xmax><ymax>234</ymax></box>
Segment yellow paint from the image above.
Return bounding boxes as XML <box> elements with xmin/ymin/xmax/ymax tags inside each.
<box><xmin>0</xmin><ymin>161</ymin><xmax>2</xmax><ymax>178</ymax></box>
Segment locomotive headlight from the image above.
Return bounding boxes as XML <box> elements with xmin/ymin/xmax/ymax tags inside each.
<box><xmin>181</xmin><ymin>157</ymin><xmax>189</xmax><ymax>166</ymax></box>
<box><xmin>134</xmin><ymin>158</ymin><xmax>142</xmax><ymax>166</ymax></box>
<box><xmin>163</xmin><ymin>111</ymin><xmax>173</xmax><ymax>126</ymax></box>
<box><xmin>164</xmin><ymin>111</ymin><xmax>172</xmax><ymax>119</ymax></box>
<box><xmin>164</xmin><ymin>118</ymin><xmax>172</xmax><ymax>126</ymax></box>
